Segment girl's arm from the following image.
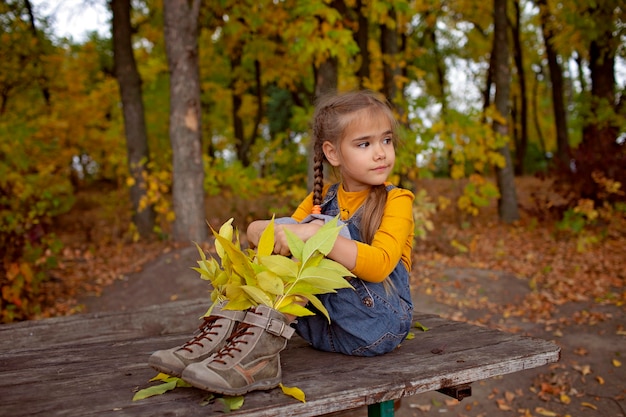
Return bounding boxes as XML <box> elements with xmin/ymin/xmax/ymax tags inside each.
<box><xmin>248</xmin><ymin>188</ymin><xmax>413</xmax><ymax>282</ymax></box>
<box><xmin>349</xmin><ymin>190</ymin><xmax>414</xmax><ymax>282</ymax></box>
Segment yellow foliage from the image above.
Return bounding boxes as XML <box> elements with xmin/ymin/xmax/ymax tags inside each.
<box><xmin>450</xmin><ymin>164</ymin><xmax>465</xmax><ymax>180</ymax></box>
<box><xmin>573</xmin><ymin>199</ymin><xmax>598</xmax><ymax>221</ymax></box>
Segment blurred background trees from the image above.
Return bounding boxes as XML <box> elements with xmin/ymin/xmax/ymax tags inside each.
<box><xmin>1</xmin><ymin>0</ymin><xmax>624</xmax><ymax>322</ymax></box>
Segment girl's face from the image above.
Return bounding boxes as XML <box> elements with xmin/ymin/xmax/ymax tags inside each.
<box><xmin>323</xmin><ymin>109</ymin><xmax>395</xmax><ymax>192</ymax></box>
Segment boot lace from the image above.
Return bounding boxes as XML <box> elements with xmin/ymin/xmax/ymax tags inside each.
<box><xmin>180</xmin><ymin>316</ymin><xmax>222</xmax><ymax>352</ymax></box>
<box><xmin>211</xmin><ymin>324</ymin><xmax>254</xmax><ymax>363</ymax></box>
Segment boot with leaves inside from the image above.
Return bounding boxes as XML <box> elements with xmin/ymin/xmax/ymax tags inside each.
<box><xmin>148</xmin><ymin>301</ymin><xmax>246</xmax><ymax>377</ymax></box>
<box><xmin>181</xmin><ymin>304</ymin><xmax>294</xmax><ymax>396</ymax></box>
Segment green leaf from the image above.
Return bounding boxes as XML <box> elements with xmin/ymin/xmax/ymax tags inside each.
<box><xmin>298</xmin><ymin>267</ymin><xmax>353</xmax><ymax>291</ymax></box>
<box><xmin>219</xmin><ymin>395</ymin><xmax>245</xmax><ymax>411</ymax></box>
<box><xmin>286</xmin><ymin>281</ymin><xmax>337</xmax><ymax>295</ymax></box>
<box><xmin>300</xmin><ymin>251</ymin><xmax>324</xmax><ymax>270</ymax></box>
<box><xmin>317</xmin><ymin>257</ymin><xmax>355</xmax><ymax>279</ymax></box>
<box><xmin>284</xmin><ymin>228</ymin><xmax>305</xmax><ymax>260</ymax></box>
<box><xmin>133</xmin><ymin>377</ymin><xmax>191</xmax><ymax>401</ymax></box>
<box><xmin>132</xmin><ymin>380</ymin><xmax>176</xmax><ymax>401</ymax></box>
<box><xmin>301</xmin><ymin>217</ymin><xmax>343</xmax><ymax>262</ymax></box>
<box><xmin>199</xmin><ymin>393</ymin><xmax>215</xmax><ymax>407</ymax></box>
<box><xmin>280</xmin><ymin>383</ymin><xmax>306</xmax><ymax>403</ymax></box>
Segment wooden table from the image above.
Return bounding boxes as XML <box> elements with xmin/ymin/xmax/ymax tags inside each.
<box><xmin>0</xmin><ymin>299</ymin><xmax>560</xmax><ymax>416</ymax></box>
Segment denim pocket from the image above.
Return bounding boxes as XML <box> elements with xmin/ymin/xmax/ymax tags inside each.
<box><xmin>351</xmin><ymin>331</ymin><xmax>407</xmax><ymax>356</ymax></box>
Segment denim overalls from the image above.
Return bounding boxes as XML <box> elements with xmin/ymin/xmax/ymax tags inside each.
<box><xmin>294</xmin><ymin>183</ymin><xmax>414</xmax><ymax>356</ymax></box>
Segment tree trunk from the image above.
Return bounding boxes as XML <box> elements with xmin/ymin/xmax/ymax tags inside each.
<box><xmin>531</xmin><ymin>66</ymin><xmax>548</xmax><ymax>158</ymax></box>
<box><xmin>163</xmin><ymin>0</ymin><xmax>207</xmax><ymax>243</ymax></box>
<box><xmin>511</xmin><ymin>0</ymin><xmax>528</xmax><ymax>175</ymax></box>
<box><xmin>354</xmin><ymin>0</ymin><xmax>370</xmax><ymax>87</ymax></box>
<box><xmin>536</xmin><ymin>0</ymin><xmax>570</xmax><ymax>169</ymax></box>
<box><xmin>380</xmin><ymin>6</ymin><xmax>401</xmax><ymax>113</ymax></box>
<box><xmin>110</xmin><ymin>0</ymin><xmax>155</xmax><ymax>238</ymax></box>
<box><xmin>575</xmin><ymin>10</ymin><xmax>623</xmax><ymax>198</ymax></box>
<box><xmin>24</xmin><ymin>0</ymin><xmax>50</xmax><ymax>107</ymax></box>
<box><xmin>492</xmin><ymin>0</ymin><xmax>519</xmax><ymax>223</ymax></box>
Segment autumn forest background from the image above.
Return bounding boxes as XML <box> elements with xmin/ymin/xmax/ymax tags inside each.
<box><xmin>1</xmin><ymin>0</ymin><xmax>624</xmax><ymax>336</ymax></box>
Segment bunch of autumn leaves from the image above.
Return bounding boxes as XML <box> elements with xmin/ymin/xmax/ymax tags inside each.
<box><xmin>195</xmin><ymin>216</ymin><xmax>354</xmax><ymax>321</ymax></box>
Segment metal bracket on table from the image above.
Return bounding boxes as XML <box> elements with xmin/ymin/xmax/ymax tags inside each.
<box><xmin>437</xmin><ymin>384</ymin><xmax>472</xmax><ymax>401</ymax></box>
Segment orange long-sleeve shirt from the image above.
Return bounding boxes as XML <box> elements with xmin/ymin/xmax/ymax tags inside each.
<box><xmin>291</xmin><ymin>183</ymin><xmax>414</xmax><ymax>283</ymax></box>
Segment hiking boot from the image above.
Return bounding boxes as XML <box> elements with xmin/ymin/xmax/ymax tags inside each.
<box><xmin>181</xmin><ymin>304</ymin><xmax>294</xmax><ymax>396</ymax></box>
<box><xmin>148</xmin><ymin>301</ymin><xmax>246</xmax><ymax>377</ymax></box>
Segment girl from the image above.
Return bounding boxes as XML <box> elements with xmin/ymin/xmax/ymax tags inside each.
<box><xmin>151</xmin><ymin>90</ymin><xmax>415</xmax><ymax>396</ymax></box>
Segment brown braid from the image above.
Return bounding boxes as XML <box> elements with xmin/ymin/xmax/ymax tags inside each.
<box><xmin>312</xmin><ymin>139</ymin><xmax>325</xmax><ymax>206</ymax></box>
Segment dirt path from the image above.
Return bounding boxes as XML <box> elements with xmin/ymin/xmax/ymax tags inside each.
<box><xmin>79</xmin><ymin>247</ymin><xmax>625</xmax><ymax>417</ymax></box>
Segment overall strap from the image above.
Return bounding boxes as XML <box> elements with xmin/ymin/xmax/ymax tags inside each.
<box><xmin>320</xmin><ymin>183</ymin><xmax>340</xmax><ymax>210</ymax></box>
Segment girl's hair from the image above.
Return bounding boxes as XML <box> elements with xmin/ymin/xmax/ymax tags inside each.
<box><xmin>311</xmin><ymin>90</ymin><xmax>398</xmax><ymax>244</ymax></box>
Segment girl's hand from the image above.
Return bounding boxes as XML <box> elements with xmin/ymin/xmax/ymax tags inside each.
<box><xmin>273</xmin><ymin>220</ymin><xmax>324</xmax><ymax>256</ymax></box>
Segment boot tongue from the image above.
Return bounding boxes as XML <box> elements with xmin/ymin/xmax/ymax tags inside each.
<box><xmin>212</xmin><ymin>324</ymin><xmax>255</xmax><ymax>361</ymax></box>
<box><xmin>181</xmin><ymin>316</ymin><xmax>221</xmax><ymax>352</ymax></box>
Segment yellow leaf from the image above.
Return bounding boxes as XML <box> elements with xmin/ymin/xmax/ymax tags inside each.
<box><xmin>214</xmin><ymin>218</ymin><xmax>234</xmax><ymax>258</ymax></box>
<box><xmin>414</xmin><ymin>321</ymin><xmax>429</xmax><ymax>331</ymax></box>
<box><xmin>149</xmin><ymin>373</ymin><xmax>171</xmax><ymax>382</ymax></box>
<box><xmin>596</xmin><ymin>376</ymin><xmax>605</xmax><ymax>384</ymax></box>
<box><xmin>411</xmin><ymin>404</ymin><xmax>431</xmax><ymax>412</ymax></box>
<box><xmin>277</xmin><ymin>301</ymin><xmax>315</xmax><ymax>317</ymax></box>
<box><xmin>496</xmin><ymin>399</ymin><xmax>511</xmax><ymax>410</ymax></box>
<box><xmin>612</xmin><ymin>358</ymin><xmax>622</xmax><ymax>367</ymax></box>
<box><xmin>574</xmin><ymin>364</ymin><xmax>592</xmax><ymax>375</ymax></box>
<box><xmin>535</xmin><ymin>407</ymin><xmax>558</xmax><ymax>416</ymax></box>
<box><xmin>451</xmin><ymin>239</ymin><xmax>468</xmax><ymax>253</ymax></box>
<box><xmin>259</xmin><ymin>254</ymin><xmax>300</xmax><ymax>278</ymax></box>
<box><xmin>280</xmin><ymin>383</ymin><xmax>306</xmax><ymax>403</ymax></box>
<box><xmin>505</xmin><ymin>391</ymin><xmax>515</xmax><ymax>402</ymax></box>
<box><xmin>240</xmin><ymin>285</ymin><xmax>274</xmax><ymax>306</ymax></box>
<box><xmin>559</xmin><ymin>393</ymin><xmax>571</xmax><ymax>404</ymax></box>
<box><xmin>405</xmin><ymin>332</ymin><xmax>415</xmax><ymax>340</ymax></box>
<box><xmin>581</xmin><ymin>402</ymin><xmax>598</xmax><ymax>410</ymax></box>
<box><xmin>257</xmin><ymin>270</ymin><xmax>284</xmax><ymax>296</ymax></box>
<box><xmin>257</xmin><ymin>216</ymin><xmax>275</xmax><ymax>257</ymax></box>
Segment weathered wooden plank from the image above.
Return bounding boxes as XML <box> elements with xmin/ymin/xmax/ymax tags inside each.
<box><xmin>0</xmin><ymin>305</ymin><xmax>560</xmax><ymax>417</ymax></box>
<box><xmin>0</xmin><ymin>299</ymin><xmax>208</xmax><ymax>351</ymax></box>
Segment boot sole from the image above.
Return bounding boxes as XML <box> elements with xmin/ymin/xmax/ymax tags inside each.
<box><xmin>183</xmin><ymin>373</ymin><xmax>281</xmax><ymax>396</ymax></box>
<box><xmin>148</xmin><ymin>358</ymin><xmax>184</xmax><ymax>378</ymax></box>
